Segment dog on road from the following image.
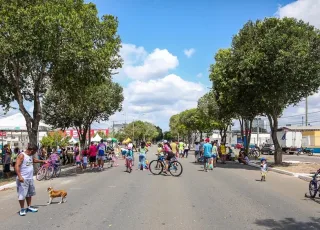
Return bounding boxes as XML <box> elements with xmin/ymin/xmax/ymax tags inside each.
<box><xmin>47</xmin><ymin>187</ymin><xmax>67</xmax><ymax>204</ymax></box>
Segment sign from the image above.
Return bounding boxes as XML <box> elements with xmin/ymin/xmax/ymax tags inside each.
<box><xmin>0</xmin><ymin>132</ymin><xmax>7</xmax><ymax>137</ymax></box>
<box><xmin>64</xmin><ymin>129</ymin><xmax>109</xmax><ymax>138</ymax></box>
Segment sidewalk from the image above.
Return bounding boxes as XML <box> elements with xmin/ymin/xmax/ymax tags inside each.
<box><xmin>0</xmin><ymin>164</ymin><xmax>76</xmax><ymax>191</ymax></box>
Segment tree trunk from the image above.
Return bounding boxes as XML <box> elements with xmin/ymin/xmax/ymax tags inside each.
<box><xmin>239</xmin><ymin>118</ymin><xmax>244</xmax><ymax>145</ymax></box>
<box><xmin>267</xmin><ymin>114</ymin><xmax>282</xmax><ymax>164</ymax></box>
<box><xmin>244</xmin><ymin>119</ymin><xmax>254</xmax><ymax>154</ymax></box>
<box><xmin>200</xmin><ymin>132</ymin><xmax>203</xmax><ymax>140</ymax></box>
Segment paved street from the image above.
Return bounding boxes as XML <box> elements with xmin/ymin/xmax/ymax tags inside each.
<box><xmin>0</xmin><ymin>146</ymin><xmax>319</xmax><ymax>230</ymax></box>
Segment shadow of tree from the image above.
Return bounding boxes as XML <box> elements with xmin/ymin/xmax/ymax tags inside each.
<box><xmin>255</xmin><ymin>217</ymin><xmax>320</xmax><ymax>230</ymax></box>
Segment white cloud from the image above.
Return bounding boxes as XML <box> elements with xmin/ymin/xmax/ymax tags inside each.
<box><xmin>196</xmin><ymin>73</ymin><xmax>203</xmax><ymax>78</ymax></box>
<box><xmin>122</xmin><ymin>46</ymin><xmax>179</xmax><ymax>80</ymax></box>
<box><xmin>101</xmin><ymin>74</ymin><xmax>206</xmax><ymax>130</ymax></box>
<box><xmin>184</xmin><ymin>48</ymin><xmax>196</xmax><ymax>58</ymax></box>
<box><xmin>277</xmin><ymin>0</ymin><xmax>320</xmax><ymax>29</ymax></box>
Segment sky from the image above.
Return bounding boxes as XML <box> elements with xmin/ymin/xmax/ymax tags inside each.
<box><xmin>2</xmin><ymin>0</ymin><xmax>320</xmax><ymax>131</ymax></box>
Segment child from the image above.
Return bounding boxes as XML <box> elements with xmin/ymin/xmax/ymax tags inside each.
<box><xmin>261</xmin><ymin>158</ymin><xmax>268</xmax><ymax>181</ymax></box>
<box><xmin>82</xmin><ymin>152</ymin><xmax>88</xmax><ymax>169</ymax></box>
<box><xmin>157</xmin><ymin>143</ymin><xmax>164</xmax><ymax>157</ymax></box>
<box><xmin>75</xmin><ymin>152</ymin><xmax>82</xmax><ymax>170</ymax></box>
<box><xmin>138</xmin><ymin>142</ymin><xmax>148</xmax><ymax>170</ymax></box>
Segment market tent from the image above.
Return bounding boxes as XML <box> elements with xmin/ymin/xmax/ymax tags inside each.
<box><xmin>69</xmin><ymin>137</ymin><xmax>78</xmax><ymax>144</ymax></box>
<box><xmin>91</xmin><ymin>133</ymin><xmax>102</xmax><ymax>142</ymax></box>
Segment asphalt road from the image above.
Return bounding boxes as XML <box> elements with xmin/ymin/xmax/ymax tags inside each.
<box><xmin>0</xmin><ymin>146</ymin><xmax>319</xmax><ymax>230</ymax></box>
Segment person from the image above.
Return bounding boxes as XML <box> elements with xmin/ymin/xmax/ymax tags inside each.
<box><xmin>73</xmin><ymin>143</ymin><xmax>80</xmax><ymax>166</ymax></box>
<box><xmin>163</xmin><ymin>140</ymin><xmax>174</xmax><ymax>174</ymax></box>
<box><xmin>97</xmin><ymin>139</ymin><xmax>107</xmax><ymax>170</ymax></box>
<box><xmin>12</xmin><ymin>147</ymin><xmax>19</xmax><ymax>173</ymax></box>
<box><xmin>205</xmin><ymin>136</ymin><xmax>210</xmax><ymax>143</ymax></box>
<box><xmin>121</xmin><ymin>147</ymin><xmax>128</xmax><ymax>159</ymax></box>
<box><xmin>15</xmin><ymin>144</ymin><xmax>47</xmax><ymax>216</ymax></box>
<box><xmin>203</xmin><ymin>140</ymin><xmax>213</xmax><ymax>172</ymax></box>
<box><xmin>260</xmin><ymin>158</ymin><xmax>268</xmax><ymax>181</ymax></box>
<box><xmin>127</xmin><ymin>141</ymin><xmax>134</xmax><ymax>166</ymax></box>
<box><xmin>49</xmin><ymin>149</ymin><xmax>60</xmax><ymax>167</ymax></box>
<box><xmin>157</xmin><ymin>143</ymin><xmax>164</xmax><ymax>156</ymax></box>
<box><xmin>238</xmin><ymin>149</ymin><xmax>248</xmax><ymax>165</ymax></box>
<box><xmin>178</xmin><ymin>141</ymin><xmax>184</xmax><ymax>158</ymax></box>
<box><xmin>125</xmin><ymin>145</ymin><xmax>134</xmax><ymax>172</ymax></box>
<box><xmin>220</xmin><ymin>142</ymin><xmax>227</xmax><ymax>164</ymax></box>
<box><xmin>194</xmin><ymin>141</ymin><xmax>200</xmax><ymax>163</ymax></box>
<box><xmin>88</xmin><ymin>142</ymin><xmax>97</xmax><ymax>169</ymax></box>
<box><xmin>138</xmin><ymin>141</ymin><xmax>148</xmax><ymax>170</ymax></box>
<box><xmin>170</xmin><ymin>140</ymin><xmax>179</xmax><ymax>158</ymax></box>
<box><xmin>75</xmin><ymin>151</ymin><xmax>82</xmax><ymax>170</ymax></box>
<box><xmin>3</xmin><ymin>145</ymin><xmax>11</xmax><ymax>178</ymax></box>
<box><xmin>211</xmin><ymin>142</ymin><xmax>218</xmax><ymax>168</ymax></box>
<box><xmin>82</xmin><ymin>150</ymin><xmax>88</xmax><ymax>169</ymax></box>
<box><xmin>199</xmin><ymin>139</ymin><xmax>204</xmax><ymax>157</ymax></box>
<box><xmin>183</xmin><ymin>143</ymin><xmax>189</xmax><ymax>158</ymax></box>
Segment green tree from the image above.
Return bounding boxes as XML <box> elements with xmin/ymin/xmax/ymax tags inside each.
<box><xmin>155</xmin><ymin>126</ymin><xmax>164</xmax><ymax>141</ymax></box>
<box><xmin>40</xmin><ymin>131</ymin><xmax>70</xmax><ymax>148</ymax></box>
<box><xmin>163</xmin><ymin>131</ymin><xmax>173</xmax><ymax>141</ymax></box>
<box><xmin>0</xmin><ymin>0</ymin><xmax>122</xmax><ymax>146</ymax></box>
<box><xmin>169</xmin><ymin>114</ymin><xmax>187</xmax><ymax>140</ymax></box>
<box><xmin>122</xmin><ymin>120</ymin><xmax>159</xmax><ymax>143</ymax></box>
<box><xmin>96</xmin><ymin>130</ymin><xmax>108</xmax><ymax>139</ymax></box>
<box><xmin>42</xmin><ymin>80</ymin><xmax>123</xmax><ymax>148</ymax></box>
<box><xmin>231</xmin><ymin>18</ymin><xmax>320</xmax><ymax>163</ymax></box>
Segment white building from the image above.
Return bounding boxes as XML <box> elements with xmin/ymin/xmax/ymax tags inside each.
<box><xmin>0</xmin><ymin>113</ymin><xmax>50</xmax><ymax>149</ymax></box>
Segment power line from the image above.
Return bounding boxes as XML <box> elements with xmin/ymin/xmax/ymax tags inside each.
<box><xmin>279</xmin><ymin>110</ymin><xmax>320</xmax><ymax>119</ymax></box>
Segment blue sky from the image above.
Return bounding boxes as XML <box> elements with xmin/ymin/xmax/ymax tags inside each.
<box><xmin>88</xmin><ymin>0</ymin><xmax>320</xmax><ymax>131</ymax></box>
<box><xmin>2</xmin><ymin>0</ymin><xmax>319</xmax><ymax>132</ymax></box>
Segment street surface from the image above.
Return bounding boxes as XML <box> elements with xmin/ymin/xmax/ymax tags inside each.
<box><xmin>0</xmin><ymin>146</ymin><xmax>319</xmax><ymax>230</ymax></box>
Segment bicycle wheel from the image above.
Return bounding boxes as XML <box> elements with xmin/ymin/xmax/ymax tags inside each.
<box><xmin>309</xmin><ymin>179</ymin><xmax>318</xmax><ymax>198</ymax></box>
<box><xmin>255</xmin><ymin>150</ymin><xmax>260</xmax><ymax>158</ymax></box>
<box><xmin>36</xmin><ymin>167</ymin><xmax>47</xmax><ymax>181</ymax></box>
<box><xmin>45</xmin><ymin>166</ymin><xmax>54</xmax><ymax>180</ymax></box>
<box><xmin>55</xmin><ymin>166</ymin><xmax>61</xmax><ymax>177</ymax></box>
<box><xmin>149</xmin><ymin>160</ymin><xmax>163</xmax><ymax>175</ymax></box>
<box><xmin>168</xmin><ymin>161</ymin><xmax>183</xmax><ymax>177</ymax></box>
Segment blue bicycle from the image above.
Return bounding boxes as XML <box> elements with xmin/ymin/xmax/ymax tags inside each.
<box><xmin>149</xmin><ymin>155</ymin><xmax>183</xmax><ymax>177</ymax></box>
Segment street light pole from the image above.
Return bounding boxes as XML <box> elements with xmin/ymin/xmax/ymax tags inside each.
<box><xmin>305</xmin><ymin>97</ymin><xmax>308</xmax><ymax>126</ymax></box>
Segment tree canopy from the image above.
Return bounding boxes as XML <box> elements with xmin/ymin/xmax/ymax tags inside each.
<box><xmin>0</xmin><ymin>0</ymin><xmax>122</xmax><ymax>146</ymax></box>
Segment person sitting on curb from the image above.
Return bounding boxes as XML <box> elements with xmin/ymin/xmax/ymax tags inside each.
<box><xmin>238</xmin><ymin>150</ymin><xmax>248</xmax><ymax>165</ymax></box>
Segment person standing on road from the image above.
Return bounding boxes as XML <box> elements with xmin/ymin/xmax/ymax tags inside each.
<box><xmin>178</xmin><ymin>141</ymin><xmax>184</xmax><ymax>158</ymax></box>
<box><xmin>220</xmin><ymin>143</ymin><xmax>227</xmax><ymax>164</ymax></box>
<box><xmin>170</xmin><ymin>140</ymin><xmax>179</xmax><ymax>158</ymax></box>
<box><xmin>203</xmin><ymin>140</ymin><xmax>213</xmax><ymax>172</ymax></box>
<box><xmin>127</xmin><ymin>141</ymin><xmax>134</xmax><ymax>166</ymax></box>
<box><xmin>194</xmin><ymin>141</ymin><xmax>200</xmax><ymax>163</ymax></box>
<box><xmin>199</xmin><ymin>139</ymin><xmax>204</xmax><ymax>157</ymax></box>
<box><xmin>15</xmin><ymin>145</ymin><xmax>47</xmax><ymax>216</ymax></box>
<box><xmin>88</xmin><ymin>142</ymin><xmax>97</xmax><ymax>169</ymax></box>
<box><xmin>184</xmin><ymin>143</ymin><xmax>189</xmax><ymax>158</ymax></box>
<box><xmin>211</xmin><ymin>142</ymin><xmax>217</xmax><ymax>168</ymax></box>
<box><xmin>3</xmin><ymin>145</ymin><xmax>12</xmax><ymax>178</ymax></box>
<box><xmin>97</xmin><ymin>139</ymin><xmax>107</xmax><ymax>170</ymax></box>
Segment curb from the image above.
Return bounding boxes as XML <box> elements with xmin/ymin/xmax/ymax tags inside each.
<box><xmin>0</xmin><ymin>166</ymin><xmax>76</xmax><ymax>191</ymax></box>
<box><xmin>247</xmin><ymin>162</ymin><xmax>315</xmax><ymax>181</ymax></box>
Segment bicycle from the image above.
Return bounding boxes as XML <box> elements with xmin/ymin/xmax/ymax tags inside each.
<box><xmin>248</xmin><ymin>148</ymin><xmax>260</xmax><ymax>158</ymax></box>
<box><xmin>46</xmin><ymin>161</ymin><xmax>62</xmax><ymax>179</ymax></box>
<box><xmin>308</xmin><ymin>168</ymin><xmax>320</xmax><ymax>198</ymax></box>
<box><xmin>125</xmin><ymin>156</ymin><xmax>133</xmax><ymax>173</ymax></box>
<box><xmin>149</xmin><ymin>155</ymin><xmax>183</xmax><ymax>177</ymax></box>
<box><xmin>36</xmin><ymin>162</ymin><xmax>51</xmax><ymax>181</ymax></box>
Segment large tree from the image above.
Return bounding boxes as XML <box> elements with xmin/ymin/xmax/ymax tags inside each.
<box><xmin>0</xmin><ymin>0</ymin><xmax>122</xmax><ymax>146</ymax></box>
<box><xmin>122</xmin><ymin>121</ymin><xmax>159</xmax><ymax>144</ymax></box>
<box><xmin>232</xmin><ymin>18</ymin><xmax>320</xmax><ymax>163</ymax></box>
<box><xmin>42</xmin><ymin>80</ymin><xmax>123</xmax><ymax>148</ymax></box>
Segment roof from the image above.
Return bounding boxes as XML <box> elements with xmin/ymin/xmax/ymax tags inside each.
<box><xmin>0</xmin><ymin>113</ymin><xmax>50</xmax><ymax>131</ymax></box>
<box><xmin>278</xmin><ymin>126</ymin><xmax>320</xmax><ymax>132</ymax></box>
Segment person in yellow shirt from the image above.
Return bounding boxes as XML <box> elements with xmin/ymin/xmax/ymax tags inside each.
<box><xmin>170</xmin><ymin>140</ymin><xmax>179</xmax><ymax>158</ymax></box>
<box><xmin>220</xmin><ymin>143</ymin><xmax>226</xmax><ymax>164</ymax></box>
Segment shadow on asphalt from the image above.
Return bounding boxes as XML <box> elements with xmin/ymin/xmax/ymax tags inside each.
<box><xmin>254</xmin><ymin>217</ymin><xmax>320</xmax><ymax>230</ymax></box>
<box><xmin>190</xmin><ymin>161</ymin><xmax>259</xmax><ymax>171</ymax></box>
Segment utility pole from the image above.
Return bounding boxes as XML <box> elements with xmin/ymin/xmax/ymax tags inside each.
<box><xmin>305</xmin><ymin>96</ymin><xmax>308</xmax><ymax>126</ymax></box>
<box><xmin>133</xmin><ymin>120</ymin><xmax>135</xmax><ymax>146</ymax></box>
<box><xmin>112</xmin><ymin>121</ymin><xmax>115</xmax><ymax>137</ymax></box>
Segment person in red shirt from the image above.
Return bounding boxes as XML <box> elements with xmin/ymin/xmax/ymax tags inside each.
<box><xmin>88</xmin><ymin>142</ymin><xmax>97</xmax><ymax>169</ymax></box>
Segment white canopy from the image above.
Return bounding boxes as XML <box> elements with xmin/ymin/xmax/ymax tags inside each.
<box><xmin>91</xmin><ymin>133</ymin><xmax>102</xmax><ymax>142</ymax></box>
<box><xmin>69</xmin><ymin>137</ymin><xmax>78</xmax><ymax>144</ymax></box>
<box><xmin>0</xmin><ymin>113</ymin><xmax>50</xmax><ymax>130</ymax></box>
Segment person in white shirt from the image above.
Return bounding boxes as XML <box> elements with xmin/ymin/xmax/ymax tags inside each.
<box><xmin>15</xmin><ymin>144</ymin><xmax>47</xmax><ymax>216</ymax></box>
<box><xmin>194</xmin><ymin>142</ymin><xmax>200</xmax><ymax>162</ymax></box>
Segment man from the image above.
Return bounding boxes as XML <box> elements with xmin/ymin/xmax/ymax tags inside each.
<box><xmin>97</xmin><ymin>139</ymin><xmax>107</xmax><ymax>170</ymax></box>
<box><xmin>15</xmin><ymin>144</ymin><xmax>47</xmax><ymax>216</ymax></box>
<box><xmin>199</xmin><ymin>139</ymin><xmax>205</xmax><ymax>157</ymax></box>
<box><xmin>170</xmin><ymin>140</ymin><xmax>179</xmax><ymax>158</ymax></box>
<box><xmin>178</xmin><ymin>141</ymin><xmax>184</xmax><ymax>158</ymax></box>
<box><xmin>3</xmin><ymin>145</ymin><xmax>11</xmax><ymax>178</ymax></box>
<box><xmin>88</xmin><ymin>142</ymin><xmax>97</xmax><ymax>169</ymax></box>
<box><xmin>203</xmin><ymin>139</ymin><xmax>213</xmax><ymax>172</ymax></box>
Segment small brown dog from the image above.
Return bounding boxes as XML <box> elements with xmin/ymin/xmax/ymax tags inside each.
<box><xmin>47</xmin><ymin>187</ymin><xmax>67</xmax><ymax>204</ymax></box>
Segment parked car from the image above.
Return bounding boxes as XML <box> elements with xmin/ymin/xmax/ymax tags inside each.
<box><xmin>261</xmin><ymin>144</ymin><xmax>275</xmax><ymax>155</ymax></box>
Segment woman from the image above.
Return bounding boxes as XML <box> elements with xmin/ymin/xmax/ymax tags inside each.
<box><xmin>183</xmin><ymin>143</ymin><xmax>190</xmax><ymax>158</ymax></box>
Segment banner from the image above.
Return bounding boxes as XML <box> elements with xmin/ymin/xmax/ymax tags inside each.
<box><xmin>0</xmin><ymin>132</ymin><xmax>6</xmax><ymax>137</ymax></box>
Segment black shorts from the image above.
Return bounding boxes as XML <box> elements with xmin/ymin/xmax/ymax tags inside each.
<box><xmin>166</xmin><ymin>153</ymin><xmax>175</xmax><ymax>161</ymax></box>
<box><xmin>4</xmin><ymin>164</ymin><xmax>10</xmax><ymax>172</ymax></box>
<box><xmin>89</xmin><ymin>156</ymin><xmax>96</xmax><ymax>163</ymax></box>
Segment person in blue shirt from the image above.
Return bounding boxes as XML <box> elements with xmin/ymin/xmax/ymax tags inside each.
<box><xmin>203</xmin><ymin>140</ymin><xmax>213</xmax><ymax>172</ymax></box>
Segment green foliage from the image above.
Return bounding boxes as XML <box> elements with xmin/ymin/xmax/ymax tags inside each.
<box><xmin>230</xmin><ymin>17</ymin><xmax>320</xmax><ymax>163</ymax></box>
<box><xmin>40</xmin><ymin>131</ymin><xmax>70</xmax><ymax>148</ymax></box>
<box><xmin>155</xmin><ymin>126</ymin><xmax>163</xmax><ymax>141</ymax></box>
<box><xmin>42</xmin><ymin>80</ymin><xmax>124</xmax><ymax>147</ymax></box>
<box><xmin>163</xmin><ymin>131</ymin><xmax>173</xmax><ymax>141</ymax></box>
<box><xmin>122</xmin><ymin>120</ymin><xmax>159</xmax><ymax>142</ymax></box>
<box><xmin>0</xmin><ymin>0</ymin><xmax>122</xmax><ymax>145</ymax></box>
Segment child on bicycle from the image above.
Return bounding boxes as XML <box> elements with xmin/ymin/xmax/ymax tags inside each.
<box><xmin>49</xmin><ymin>149</ymin><xmax>60</xmax><ymax>167</ymax></box>
<box><xmin>125</xmin><ymin>147</ymin><xmax>134</xmax><ymax>171</ymax></box>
